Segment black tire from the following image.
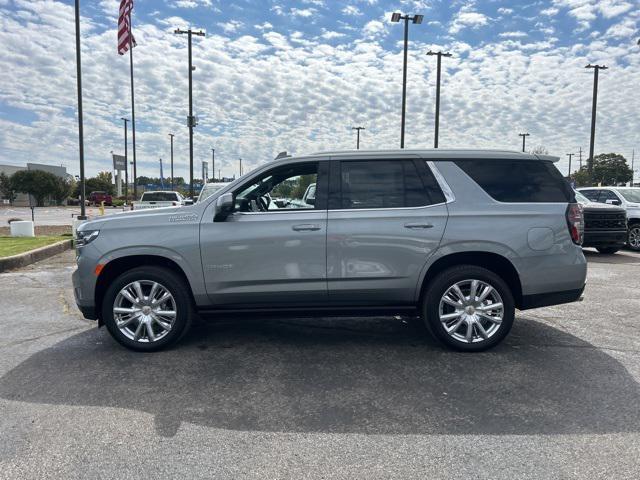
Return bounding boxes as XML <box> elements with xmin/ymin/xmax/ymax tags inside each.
<box><xmin>422</xmin><ymin>265</ymin><xmax>515</xmax><ymax>352</ymax></box>
<box><xmin>596</xmin><ymin>247</ymin><xmax>620</xmax><ymax>254</ymax></box>
<box><xmin>628</xmin><ymin>225</ymin><xmax>640</xmax><ymax>252</ymax></box>
<box><xmin>102</xmin><ymin>266</ymin><xmax>193</xmax><ymax>352</ymax></box>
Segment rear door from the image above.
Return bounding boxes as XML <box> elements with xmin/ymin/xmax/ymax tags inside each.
<box><xmin>326</xmin><ymin>157</ymin><xmax>448</xmax><ymax>305</ymax></box>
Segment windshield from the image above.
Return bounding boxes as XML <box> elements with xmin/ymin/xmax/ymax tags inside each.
<box><xmin>197</xmin><ymin>183</ymin><xmax>228</xmax><ymax>203</ymax></box>
<box><xmin>142</xmin><ymin>192</ymin><xmax>179</xmax><ymax>202</ymax></box>
<box><xmin>616</xmin><ymin>189</ymin><xmax>640</xmax><ymax>203</ymax></box>
<box><xmin>574</xmin><ymin>191</ymin><xmax>590</xmax><ymax>204</ymax></box>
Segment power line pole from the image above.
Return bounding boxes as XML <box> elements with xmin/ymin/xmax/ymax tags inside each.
<box><xmin>168</xmin><ymin>133</ymin><xmax>174</xmax><ymax>190</ymax></box>
<box><xmin>211</xmin><ymin>148</ymin><xmax>215</xmax><ymax>181</ymax></box>
<box><xmin>391</xmin><ymin>12</ymin><xmax>423</xmax><ymax>149</ymax></box>
<box><xmin>121</xmin><ymin>118</ymin><xmax>129</xmax><ymax>202</ymax></box>
<box><xmin>74</xmin><ymin>0</ymin><xmax>86</xmax><ymax>220</ymax></box>
<box><xmin>175</xmin><ymin>27</ymin><xmax>205</xmax><ymax>199</ymax></box>
<box><xmin>585</xmin><ymin>64</ymin><xmax>607</xmax><ymax>181</ymax></box>
<box><xmin>239</xmin><ymin>158</ymin><xmax>243</xmax><ymax>177</ymax></box>
<box><xmin>566</xmin><ymin>153</ymin><xmax>574</xmax><ymax>177</ymax></box>
<box><xmin>351</xmin><ymin>126</ymin><xmax>365</xmax><ymax>149</ymax></box>
<box><xmin>518</xmin><ymin>133</ymin><xmax>530</xmax><ymax>152</ymax></box>
<box><xmin>578</xmin><ymin>147</ymin><xmax>583</xmax><ymax>170</ymax></box>
<box><xmin>632</xmin><ymin>149</ymin><xmax>635</xmax><ymax>186</ymax></box>
<box><xmin>426</xmin><ymin>51</ymin><xmax>452</xmax><ymax>148</ymax></box>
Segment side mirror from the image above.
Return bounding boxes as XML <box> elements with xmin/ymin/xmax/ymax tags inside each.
<box><xmin>184</xmin><ymin>199</ymin><xmax>194</xmax><ymax>206</ymax></box>
<box><xmin>214</xmin><ymin>192</ymin><xmax>234</xmax><ymax>221</ymax></box>
<box><xmin>306</xmin><ymin>197</ymin><xmax>315</xmax><ymax>206</ymax></box>
<box><xmin>606</xmin><ymin>199</ymin><xmax>621</xmax><ymax>206</ymax></box>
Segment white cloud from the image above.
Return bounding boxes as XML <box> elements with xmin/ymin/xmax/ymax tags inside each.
<box><xmin>321</xmin><ymin>31</ymin><xmax>346</xmax><ymax>40</ymax></box>
<box><xmin>540</xmin><ymin>7</ymin><xmax>559</xmax><ymax>16</ymax></box>
<box><xmin>499</xmin><ymin>31</ymin><xmax>528</xmax><ymax>38</ymax></box>
<box><xmin>342</xmin><ymin>5</ymin><xmax>362</xmax><ymax>16</ymax></box>
<box><xmin>217</xmin><ymin>20</ymin><xmax>243</xmax><ymax>34</ymax></box>
<box><xmin>553</xmin><ymin>0</ymin><xmax>634</xmax><ymax>30</ymax></box>
<box><xmin>255</xmin><ymin>22</ymin><xmax>273</xmax><ymax>31</ymax></box>
<box><xmin>362</xmin><ymin>20</ymin><xmax>385</xmax><ymax>38</ymax></box>
<box><xmin>172</xmin><ymin>0</ymin><xmax>212</xmax><ymax>8</ymax></box>
<box><xmin>449</xmin><ymin>8</ymin><xmax>489</xmax><ymax>34</ymax></box>
<box><xmin>290</xmin><ymin>8</ymin><xmax>316</xmax><ymax>17</ymax></box>
<box><xmin>497</xmin><ymin>7</ymin><xmax>513</xmax><ymax>15</ymax></box>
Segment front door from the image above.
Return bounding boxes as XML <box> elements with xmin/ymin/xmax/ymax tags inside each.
<box><xmin>200</xmin><ymin>161</ymin><xmax>328</xmax><ymax>307</ymax></box>
<box><xmin>327</xmin><ymin>158</ymin><xmax>448</xmax><ymax>305</ymax></box>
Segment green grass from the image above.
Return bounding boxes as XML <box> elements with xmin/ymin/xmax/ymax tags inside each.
<box><xmin>0</xmin><ymin>235</ymin><xmax>71</xmax><ymax>258</ymax></box>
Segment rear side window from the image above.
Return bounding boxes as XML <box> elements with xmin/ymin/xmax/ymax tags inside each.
<box><xmin>339</xmin><ymin>160</ymin><xmax>440</xmax><ymax>209</ymax></box>
<box><xmin>580</xmin><ymin>190</ymin><xmax>600</xmax><ymax>201</ymax></box>
<box><xmin>454</xmin><ymin>159</ymin><xmax>573</xmax><ymax>202</ymax></box>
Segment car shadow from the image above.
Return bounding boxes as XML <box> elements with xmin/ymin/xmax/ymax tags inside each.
<box><xmin>583</xmin><ymin>249</ymin><xmax>640</xmax><ymax>264</ymax></box>
<box><xmin>1</xmin><ymin>316</ymin><xmax>638</xmax><ymax>437</ymax></box>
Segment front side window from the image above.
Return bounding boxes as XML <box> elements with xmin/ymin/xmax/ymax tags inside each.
<box><xmin>598</xmin><ymin>190</ymin><xmax>620</xmax><ymax>203</ymax></box>
<box><xmin>580</xmin><ymin>190</ymin><xmax>600</xmax><ymax>201</ymax></box>
<box><xmin>234</xmin><ymin>163</ymin><xmax>319</xmax><ymax>212</ymax></box>
<box><xmin>339</xmin><ymin>160</ymin><xmax>435</xmax><ymax>209</ymax></box>
<box><xmin>617</xmin><ymin>189</ymin><xmax>640</xmax><ymax>203</ymax></box>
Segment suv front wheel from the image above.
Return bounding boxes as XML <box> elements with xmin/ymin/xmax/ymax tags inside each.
<box><xmin>423</xmin><ymin>265</ymin><xmax>515</xmax><ymax>352</ymax></box>
<box><xmin>102</xmin><ymin>266</ymin><xmax>193</xmax><ymax>351</ymax></box>
<box><xmin>628</xmin><ymin>224</ymin><xmax>640</xmax><ymax>251</ymax></box>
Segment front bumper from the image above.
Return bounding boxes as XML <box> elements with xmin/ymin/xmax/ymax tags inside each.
<box><xmin>582</xmin><ymin>230</ymin><xmax>627</xmax><ymax>248</ymax></box>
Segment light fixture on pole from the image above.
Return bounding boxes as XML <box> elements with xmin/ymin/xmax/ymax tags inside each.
<box><xmin>585</xmin><ymin>64</ymin><xmax>607</xmax><ymax>180</ymax></box>
<box><xmin>391</xmin><ymin>12</ymin><xmax>424</xmax><ymax>149</ymax></box>
<box><xmin>74</xmin><ymin>0</ymin><xmax>86</xmax><ymax>220</ymax></box>
<box><xmin>426</xmin><ymin>51</ymin><xmax>452</xmax><ymax>148</ymax></box>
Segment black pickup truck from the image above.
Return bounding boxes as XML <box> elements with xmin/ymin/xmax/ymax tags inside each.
<box><xmin>575</xmin><ymin>191</ymin><xmax>627</xmax><ymax>254</ymax></box>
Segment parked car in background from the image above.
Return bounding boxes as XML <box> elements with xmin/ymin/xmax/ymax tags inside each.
<box><xmin>131</xmin><ymin>191</ymin><xmax>185</xmax><ymax>210</ymax></box>
<box><xmin>574</xmin><ymin>191</ymin><xmax>627</xmax><ymax>254</ymax></box>
<box><xmin>88</xmin><ymin>191</ymin><xmax>112</xmax><ymax>206</ymax></box>
<box><xmin>197</xmin><ymin>182</ymin><xmax>231</xmax><ymax>203</ymax></box>
<box><xmin>577</xmin><ymin>187</ymin><xmax>640</xmax><ymax>251</ymax></box>
<box><xmin>73</xmin><ymin>149</ymin><xmax>587</xmax><ymax>353</ymax></box>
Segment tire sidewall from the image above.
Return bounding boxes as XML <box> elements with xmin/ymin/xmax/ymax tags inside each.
<box><xmin>628</xmin><ymin>226</ymin><xmax>640</xmax><ymax>251</ymax></box>
<box><xmin>102</xmin><ymin>266</ymin><xmax>192</xmax><ymax>351</ymax></box>
<box><xmin>423</xmin><ymin>266</ymin><xmax>515</xmax><ymax>352</ymax></box>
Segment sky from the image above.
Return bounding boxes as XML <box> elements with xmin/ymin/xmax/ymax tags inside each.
<box><xmin>0</xmin><ymin>0</ymin><xmax>638</xmax><ymax>180</ymax></box>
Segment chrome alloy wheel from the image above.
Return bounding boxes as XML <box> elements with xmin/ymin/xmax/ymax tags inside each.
<box><xmin>113</xmin><ymin>280</ymin><xmax>177</xmax><ymax>343</ymax></box>
<box><xmin>629</xmin><ymin>226</ymin><xmax>640</xmax><ymax>250</ymax></box>
<box><xmin>438</xmin><ymin>279</ymin><xmax>504</xmax><ymax>344</ymax></box>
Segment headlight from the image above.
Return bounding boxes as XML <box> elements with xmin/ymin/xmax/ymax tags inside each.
<box><xmin>76</xmin><ymin>229</ymin><xmax>100</xmax><ymax>247</ymax></box>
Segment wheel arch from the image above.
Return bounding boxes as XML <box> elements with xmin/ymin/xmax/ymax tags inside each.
<box><xmin>418</xmin><ymin>251</ymin><xmax>523</xmax><ymax>309</ymax></box>
<box><xmin>94</xmin><ymin>255</ymin><xmax>195</xmax><ymax>325</ymax></box>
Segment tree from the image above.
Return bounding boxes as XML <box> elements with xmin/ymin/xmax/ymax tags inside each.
<box><xmin>0</xmin><ymin>172</ymin><xmax>16</xmax><ymax>203</ymax></box>
<box><xmin>51</xmin><ymin>176</ymin><xmax>74</xmax><ymax>205</ymax></box>
<box><xmin>10</xmin><ymin>170</ymin><xmax>59</xmax><ymax>207</ymax></box>
<box><xmin>73</xmin><ymin>171</ymin><xmax>115</xmax><ymax>197</ymax></box>
<box><xmin>530</xmin><ymin>145</ymin><xmax>549</xmax><ymax>155</ymax></box>
<box><xmin>571</xmin><ymin>153</ymin><xmax>633</xmax><ymax>187</ymax></box>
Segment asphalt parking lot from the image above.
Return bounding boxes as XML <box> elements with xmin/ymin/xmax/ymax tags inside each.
<box><xmin>0</xmin><ymin>206</ymin><xmax>124</xmax><ymax>226</ymax></box>
<box><xmin>0</xmin><ymin>249</ymin><xmax>639</xmax><ymax>479</ymax></box>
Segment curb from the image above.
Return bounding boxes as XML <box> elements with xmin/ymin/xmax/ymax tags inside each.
<box><xmin>0</xmin><ymin>239</ymin><xmax>74</xmax><ymax>273</ymax></box>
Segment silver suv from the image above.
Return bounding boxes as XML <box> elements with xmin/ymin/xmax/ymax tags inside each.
<box><xmin>73</xmin><ymin>150</ymin><xmax>587</xmax><ymax>352</ymax></box>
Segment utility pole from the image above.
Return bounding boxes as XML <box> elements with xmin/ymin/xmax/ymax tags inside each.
<box><xmin>74</xmin><ymin>0</ymin><xmax>86</xmax><ymax>220</ymax></box>
<box><xmin>585</xmin><ymin>64</ymin><xmax>607</xmax><ymax>180</ymax></box>
<box><xmin>168</xmin><ymin>133</ymin><xmax>174</xmax><ymax>190</ymax></box>
<box><xmin>159</xmin><ymin>158</ymin><xmax>164</xmax><ymax>189</ymax></box>
<box><xmin>351</xmin><ymin>126</ymin><xmax>365</xmax><ymax>149</ymax></box>
<box><xmin>566</xmin><ymin>153</ymin><xmax>574</xmax><ymax>177</ymax></box>
<box><xmin>391</xmin><ymin>12</ymin><xmax>423</xmax><ymax>149</ymax></box>
<box><xmin>211</xmin><ymin>148</ymin><xmax>215</xmax><ymax>181</ymax></box>
<box><xmin>239</xmin><ymin>158</ymin><xmax>243</xmax><ymax>177</ymax></box>
<box><xmin>518</xmin><ymin>133</ymin><xmax>530</xmax><ymax>152</ymax></box>
<box><xmin>578</xmin><ymin>147</ymin><xmax>583</xmax><ymax>170</ymax></box>
<box><xmin>175</xmin><ymin>28</ymin><xmax>206</xmax><ymax>199</ymax></box>
<box><xmin>632</xmin><ymin>149</ymin><xmax>635</xmax><ymax>186</ymax></box>
<box><xmin>121</xmin><ymin>118</ymin><xmax>129</xmax><ymax>202</ymax></box>
<box><xmin>426</xmin><ymin>51</ymin><xmax>452</xmax><ymax>148</ymax></box>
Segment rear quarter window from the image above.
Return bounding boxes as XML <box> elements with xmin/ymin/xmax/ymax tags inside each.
<box><xmin>453</xmin><ymin>159</ymin><xmax>573</xmax><ymax>203</ymax></box>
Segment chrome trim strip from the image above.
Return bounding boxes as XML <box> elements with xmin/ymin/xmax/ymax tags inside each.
<box><xmin>427</xmin><ymin>160</ymin><xmax>455</xmax><ymax>203</ymax></box>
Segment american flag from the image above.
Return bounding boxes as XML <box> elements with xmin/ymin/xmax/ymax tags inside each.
<box><xmin>118</xmin><ymin>0</ymin><xmax>136</xmax><ymax>55</ymax></box>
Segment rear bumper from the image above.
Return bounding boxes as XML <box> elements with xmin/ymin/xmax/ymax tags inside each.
<box><xmin>582</xmin><ymin>230</ymin><xmax>627</xmax><ymax>248</ymax></box>
<box><xmin>520</xmin><ymin>285</ymin><xmax>585</xmax><ymax>310</ymax></box>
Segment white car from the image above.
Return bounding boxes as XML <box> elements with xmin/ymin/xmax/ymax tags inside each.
<box><xmin>578</xmin><ymin>187</ymin><xmax>640</xmax><ymax>251</ymax></box>
<box><xmin>132</xmin><ymin>191</ymin><xmax>185</xmax><ymax>210</ymax></box>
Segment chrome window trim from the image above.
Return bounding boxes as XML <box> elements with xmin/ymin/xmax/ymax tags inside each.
<box><xmin>427</xmin><ymin>161</ymin><xmax>455</xmax><ymax>203</ymax></box>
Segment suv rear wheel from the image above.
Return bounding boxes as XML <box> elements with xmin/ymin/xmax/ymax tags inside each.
<box><xmin>628</xmin><ymin>224</ymin><xmax>640</xmax><ymax>251</ymax></box>
<box><xmin>423</xmin><ymin>265</ymin><xmax>515</xmax><ymax>352</ymax></box>
<box><xmin>102</xmin><ymin>266</ymin><xmax>193</xmax><ymax>352</ymax></box>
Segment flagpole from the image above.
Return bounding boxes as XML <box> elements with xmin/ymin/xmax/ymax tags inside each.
<box><xmin>128</xmin><ymin>19</ymin><xmax>137</xmax><ymax>201</ymax></box>
<box><xmin>74</xmin><ymin>0</ymin><xmax>87</xmax><ymax>220</ymax></box>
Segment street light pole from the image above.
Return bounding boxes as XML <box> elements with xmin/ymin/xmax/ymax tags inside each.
<box><xmin>74</xmin><ymin>0</ymin><xmax>86</xmax><ymax>220</ymax></box>
<box><xmin>351</xmin><ymin>126</ymin><xmax>365</xmax><ymax>149</ymax></box>
<box><xmin>426</xmin><ymin>51</ymin><xmax>452</xmax><ymax>148</ymax></box>
<box><xmin>168</xmin><ymin>133</ymin><xmax>174</xmax><ymax>190</ymax></box>
<box><xmin>175</xmin><ymin>28</ymin><xmax>205</xmax><ymax>199</ymax></box>
<box><xmin>211</xmin><ymin>148</ymin><xmax>215</xmax><ymax>181</ymax></box>
<box><xmin>518</xmin><ymin>133</ymin><xmax>530</xmax><ymax>152</ymax></box>
<box><xmin>121</xmin><ymin>118</ymin><xmax>129</xmax><ymax>202</ymax></box>
<box><xmin>566</xmin><ymin>153</ymin><xmax>574</xmax><ymax>177</ymax></box>
<box><xmin>239</xmin><ymin>158</ymin><xmax>243</xmax><ymax>177</ymax></box>
<box><xmin>585</xmin><ymin>64</ymin><xmax>607</xmax><ymax>181</ymax></box>
<box><xmin>391</xmin><ymin>12</ymin><xmax>424</xmax><ymax>149</ymax></box>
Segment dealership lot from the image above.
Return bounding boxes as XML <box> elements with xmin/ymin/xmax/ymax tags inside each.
<box><xmin>0</xmin><ymin>250</ymin><xmax>639</xmax><ymax>479</ymax></box>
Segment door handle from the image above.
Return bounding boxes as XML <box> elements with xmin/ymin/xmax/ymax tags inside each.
<box><xmin>292</xmin><ymin>224</ymin><xmax>321</xmax><ymax>231</ymax></box>
<box><xmin>404</xmin><ymin>223</ymin><xmax>434</xmax><ymax>229</ymax></box>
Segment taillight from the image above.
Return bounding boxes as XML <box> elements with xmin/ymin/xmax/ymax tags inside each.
<box><xmin>566</xmin><ymin>203</ymin><xmax>584</xmax><ymax>245</ymax></box>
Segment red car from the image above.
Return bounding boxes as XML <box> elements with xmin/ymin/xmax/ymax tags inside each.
<box><xmin>88</xmin><ymin>191</ymin><xmax>113</xmax><ymax>206</ymax></box>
